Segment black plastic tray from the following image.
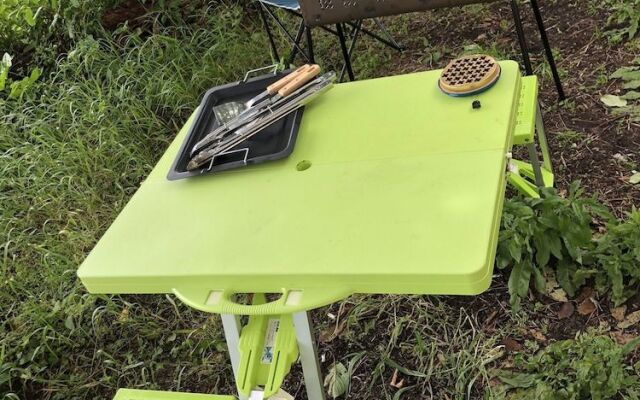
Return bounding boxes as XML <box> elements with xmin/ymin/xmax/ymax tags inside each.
<box><xmin>167</xmin><ymin>70</ymin><xmax>304</xmax><ymax>180</ymax></box>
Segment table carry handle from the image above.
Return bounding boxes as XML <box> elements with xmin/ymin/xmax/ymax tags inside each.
<box><xmin>172</xmin><ymin>287</ymin><xmax>351</xmax><ymax>315</ymax></box>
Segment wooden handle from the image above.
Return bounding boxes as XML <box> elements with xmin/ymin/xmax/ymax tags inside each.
<box><xmin>266</xmin><ymin>65</ymin><xmax>309</xmax><ymax>94</ymax></box>
<box><xmin>278</xmin><ymin>64</ymin><xmax>321</xmax><ymax>97</ymax></box>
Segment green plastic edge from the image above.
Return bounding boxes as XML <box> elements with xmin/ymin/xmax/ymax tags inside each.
<box><xmin>173</xmin><ymin>287</ymin><xmax>351</xmax><ymax>316</ymax></box>
<box><xmin>113</xmin><ymin>389</ymin><xmax>234</xmax><ymax>400</ymax></box>
<box><xmin>513</xmin><ymin>75</ymin><xmax>538</xmax><ymax>145</ymax></box>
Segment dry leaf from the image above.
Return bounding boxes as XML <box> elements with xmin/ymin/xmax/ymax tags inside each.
<box><xmin>501</xmin><ymin>337</ymin><xmax>523</xmax><ymax>352</ymax></box>
<box><xmin>601</xmin><ymin>94</ymin><xmax>628</xmax><ymax>107</ymax></box>
<box><xmin>319</xmin><ymin>319</ymin><xmax>347</xmax><ymax>343</ymax></box>
<box><xmin>545</xmin><ymin>273</ymin><xmax>568</xmax><ymax>302</ymax></box>
<box><xmin>611</xmin><ymin>331</ymin><xmax>638</xmax><ymax>345</ymax></box>
<box><xmin>613</xmin><ymin>153</ymin><xmax>629</xmax><ymax>163</ymax></box>
<box><xmin>545</xmin><ymin>274</ymin><xmax>559</xmax><ymax>291</ymax></box>
<box><xmin>484</xmin><ymin>310</ymin><xmax>499</xmax><ymax>327</ymax></box>
<box><xmin>389</xmin><ymin>369</ymin><xmax>405</xmax><ymax>389</ymax></box>
<box><xmin>611</xmin><ymin>306</ymin><xmax>627</xmax><ymax>322</ymax></box>
<box><xmin>557</xmin><ymin>302</ymin><xmax>575</xmax><ymax>319</ymax></box>
<box><xmin>500</xmin><ymin>359</ymin><xmax>514</xmax><ymax>369</ymax></box>
<box><xmin>577</xmin><ymin>298</ymin><xmax>597</xmax><ymax>316</ymax></box>
<box><xmin>118</xmin><ymin>307</ymin><xmax>130</xmax><ymax>322</ymax></box>
<box><xmin>617</xmin><ymin>310</ymin><xmax>640</xmax><ymax>329</ymax></box>
<box><xmin>576</xmin><ymin>287</ymin><xmax>595</xmax><ymax>303</ymax></box>
<box><xmin>549</xmin><ymin>288</ymin><xmax>568</xmax><ymax>302</ymax></box>
<box><xmin>529</xmin><ymin>329</ymin><xmax>547</xmax><ymax>342</ymax></box>
<box><xmin>488</xmin><ymin>377</ymin><xmax>503</xmax><ymax>387</ymax></box>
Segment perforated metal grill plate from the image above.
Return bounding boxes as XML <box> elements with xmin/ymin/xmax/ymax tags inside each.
<box><xmin>439</xmin><ymin>55</ymin><xmax>501</xmax><ymax>96</ymax></box>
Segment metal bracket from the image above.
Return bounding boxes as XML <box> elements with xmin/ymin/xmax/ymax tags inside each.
<box><xmin>204</xmin><ymin>148</ymin><xmax>250</xmax><ymax>172</ymax></box>
<box><xmin>243</xmin><ymin>64</ymin><xmax>281</xmax><ymax>83</ymax></box>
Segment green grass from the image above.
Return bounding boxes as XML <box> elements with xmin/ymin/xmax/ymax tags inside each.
<box><xmin>1</xmin><ymin>4</ymin><xmax>271</xmax><ymax>398</ymax></box>
<box><xmin>555</xmin><ymin>129</ymin><xmax>583</xmax><ymax>145</ymax></box>
<box><xmin>2</xmin><ymin>1</ymin><xmax>640</xmax><ymax>400</ymax></box>
<box><xmin>326</xmin><ymin>295</ymin><xmax>515</xmax><ymax>399</ymax></box>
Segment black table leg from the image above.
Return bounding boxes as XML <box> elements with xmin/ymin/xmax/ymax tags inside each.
<box><xmin>510</xmin><ymin>0</ymin><xmax>534</xmax><ymax>76</ymax></box>
<box><xmin>336</xmin><ymin>23</ymin><xmax>355</xmax><ymax>81</ymax></box>
<box><xmin>258</xmin><ymin>3</ymin><xmax>280</xmax><ymax>62</ymax></box>
<box><xmin>530</xmin><ymin>0</ymin><xmax>566</xmax><ymax>100</ymax></box>
<box><xmin>305</xmin><ymin>25</ymin><xmax>315</xmax><ymax>64</ymax></box>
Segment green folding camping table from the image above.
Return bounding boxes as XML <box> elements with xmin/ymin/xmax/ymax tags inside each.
<box><xmin>78</xmin><ymin>61</ymin><xmax>550</xmax><ymax>400</ymax></box>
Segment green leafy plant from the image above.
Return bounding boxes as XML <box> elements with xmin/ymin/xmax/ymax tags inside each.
<box><xmin>612</xmin><ymin>59</ymin><xmax>640</xmax><ymax>98</ymax></box>
<box><xmin>498</xmin><ymin>184</ymin><xmax>640</xmax><ymax>310</ymax></box>
<box><xmin>0</xmin><ymin>53</ymin><xmax>41</xmax><ymax>99</ymax></box>
<box><xmin>0</xmin><ymin>0</ymin><xmax>116</xmax><ymax>77</ymax></box>
<box><xmin>593</xmin><ymin>209</ymin><xmax>640</xmax><ymax>305</ymax></box>
<box><xmin>604</xmin><ymin>0</ymin><xmax>640</xmax><ymax>42</ymax></box>
<box><xmin>323</xmin><ymin>352</ymin><xmax>365</xmax><ymax>398</ymax></box>
<box><xmin>0</xmin><ymin>0</ymin><xmax>42</xmax><ymax>40</ymax></box>
<box><xmin>497</xmin><ymin>184</ymin><xmax>611</xmax><ymax>310</ymax></box>
<box><xmin>606</xmin><ymin>59</ymin><xmax>640</xmax><ymax>121</ymax></box>
<box><xmin>494</xmin><ymin>331</ymin><xmax>640</xmax><ymax>400</ymax></box>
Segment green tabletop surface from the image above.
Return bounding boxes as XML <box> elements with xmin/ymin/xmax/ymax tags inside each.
<box><xmin>78</xmin><ymin>61</ymin><xmax>521</xmax><ymax>314</ymax></box>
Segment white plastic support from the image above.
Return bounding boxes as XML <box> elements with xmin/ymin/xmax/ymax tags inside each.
<box><xmin>536</xmin><ymin>102</ymin><xmax>553</xmax><ymax>173</ymax></box>
<box><xmin>292</xmin><ymin>312</ymin><xmax>326</xmax><ymax>400</ymax></box>
<box><xmin>221</xmin><ymin>314</ymin><xmax>249</xmax><ymax>400</ymax></box>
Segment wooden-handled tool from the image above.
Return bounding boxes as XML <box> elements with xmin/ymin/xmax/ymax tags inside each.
<box><xmin>264</xmin><ymin>65</ymin><xmax>308</xmax><ymax>95</ymax></box>
<box><xmin>277</xmin><ymin>64</ymin><xmax>322</xmax><ymax>97</ymax></box>
<box><xmin>245</xmin><ymin>64</ymin><xmax>313</xmax><ymax>108</ymax></box>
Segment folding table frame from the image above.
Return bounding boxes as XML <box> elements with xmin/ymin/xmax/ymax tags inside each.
<box><xmin>79</xmin><ymin>63</ymin><xmax>555</xmax><ymax>400</ymax></box>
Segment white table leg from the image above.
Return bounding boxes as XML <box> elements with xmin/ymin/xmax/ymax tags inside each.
<box><xmin>221</xmin><ymin>314</ymin><xmax>248</xmax><ymax>400</ymax></box>
<box><xmin>527</xmin><ymin>142</ymin><xmax>545</xmax><ymax>188</ymax></box>
<box><xmin>292</xmin><ymin>312</ymin><xmax>326</xmax><ymax>400</ymax></box>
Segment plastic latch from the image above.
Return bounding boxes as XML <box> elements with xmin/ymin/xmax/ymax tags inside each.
<box><xmin>236</xmin><ymin>294</ymin><xmax>299</xmax><ymax>398</ymax></box>
<box><xmin>513</xmin><ymin>76</ymin><xmax>538</xmax><ymax>145</ymax></box>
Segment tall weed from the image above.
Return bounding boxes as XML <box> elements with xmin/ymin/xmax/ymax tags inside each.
<box><xmin>0</xmin><ymin>4</ymin><xmax>269</xmax><ymax>398</ymax></box>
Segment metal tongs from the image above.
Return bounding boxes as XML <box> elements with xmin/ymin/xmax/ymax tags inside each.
<box><xmin>187</xmin><ymin>67</ymin><xmax>336</xmax><ymax>171</ymax></box>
